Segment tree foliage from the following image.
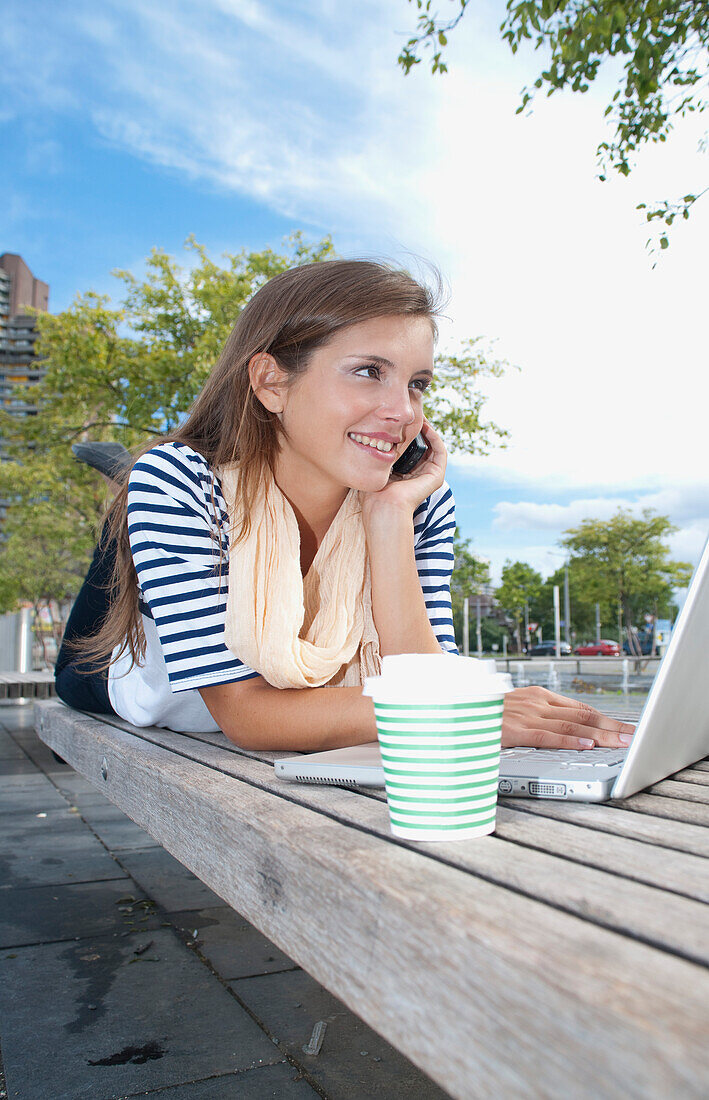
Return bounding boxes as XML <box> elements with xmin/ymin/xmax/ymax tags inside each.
<box><xmin>450</xmin><ymin>528</ymin><xmax>492</xmax><ymax>651</ymax></box>
<box><xmin>398</xmin><ymin>1</ymin><xmax>709</xmax><ymax>246</ymax></box>
<box><xmin>495</xmin><ymin>559</ymin><xmax>544</xmax><ymax>650</ymax></box>
<box><xmin>537</xmin><ymin>558</ymin><xmax>618</xmax><ymax>642</ymax></box>
<box><xmin>560</xmin><ymin>508</ymin><xmax>692</xmax><ymax>647</ymax></box>
<box><xmin>0</xmin><ymin>234</ymin><xmax>511</xmax><ymax>615</ymax></box>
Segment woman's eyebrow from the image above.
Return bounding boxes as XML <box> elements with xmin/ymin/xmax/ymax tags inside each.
<box><xmin>344</xmin><ymin>354</ymin><xmax>395</xmax><ymax>368</ymax></box>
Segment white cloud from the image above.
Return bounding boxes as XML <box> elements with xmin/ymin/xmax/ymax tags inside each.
<box><xmin>493</xmin><ymin>484</ymin><xmax>709</xmax><ymax>533</ymax></box>
<box><xmin>668</xmin><ymin>522</ymin><xmax>709</xmax><ymax>566</ymax></box>
<box><xmin>493</xmin><ymin>497</ymin><xmax>632</xmax><ymax>531</ymax></box>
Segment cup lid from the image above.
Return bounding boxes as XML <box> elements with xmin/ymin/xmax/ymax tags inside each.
<box><xmin>363</xmin><ymin>654</ymin><xmax>512</xmax><ymax>702</ymax></box>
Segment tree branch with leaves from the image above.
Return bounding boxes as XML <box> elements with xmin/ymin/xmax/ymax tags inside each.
<box><xmin>398</xmin><ymin>0</ymin><xmax>709</xmax><ymax>251</ymax></box>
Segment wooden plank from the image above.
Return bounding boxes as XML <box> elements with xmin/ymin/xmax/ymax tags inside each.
<box><xmin>499</xmin><ymin>797</ymin><xmax>709</xmax><ymax>856</ymax></box>
<box><xmin>35</xmin><ymin>703</ymin><xmax>709</xmax><ymax>1100</ymax></box>
<box><xmin>492</xmin><ymin>806</ymin><xmax>708</xmax><ymax>902</ymax></box>
<box><xmin>36</xmin><ymin>705</ymin><xmax>709</xmax><ymax>962</ymax></box>
<box><xmin>609</xmin><ymin>792</ymin><xmax>709</xmax><ymax>826</ymax></box>
<box><xmin>646</xmin><ymin>779</ymin><xmax>709</xmax><ymax>803</ymax></box>
<box><xmin>672</xmin><ymin>768</ymin><xmax>709</xmax><ymax>787</ymax></box>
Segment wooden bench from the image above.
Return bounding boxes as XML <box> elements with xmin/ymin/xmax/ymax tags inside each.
<box><xmin>0</xmin><ymin>670</ymin><xmax>55</xmax><ymax>700</ymax></box>
<box><xmin>35</xmin><ymin>699</ymin><xmax>709</xmax><ymax>1099</ymax></box>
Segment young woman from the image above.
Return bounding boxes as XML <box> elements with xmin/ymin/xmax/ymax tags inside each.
<box><xmin>55</xmin><ymin>260</ymin><xmax>634</xmax><ymax>753</ymax></box>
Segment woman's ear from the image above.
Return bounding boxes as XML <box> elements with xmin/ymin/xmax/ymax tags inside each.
<box><xmin>248</xmin><ymin>354</ymin><xmax>288</xmax><ymax>415</ymax></box>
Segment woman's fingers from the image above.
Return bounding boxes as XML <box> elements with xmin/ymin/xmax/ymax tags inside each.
<box><xmin>420</xmin><ymin>418</ymin><xmax>446</xmax><ymax>467</ymax></box>
<box><xmin>542</xmin><ymin>700</ymin><xmax>635</xmax><ymax>745</ymax></box>
<box><xmin>501</xmin><ymin>686</ymin><xmax>636</xmax><ymax>750</ymax></box>
<box><xmin>532</xmin><ymin>716</ymin><xmax>633</xmax><ymax>748</ymax></box>
<box><xmin>503</xmin><ymin>727</ymin><xmax>598</xmax><ymax>751</ymax></box>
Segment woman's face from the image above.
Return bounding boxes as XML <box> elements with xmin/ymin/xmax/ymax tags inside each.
<box><xmin>274</xmin><ymin>314</ymin><xmax>435</xmax><ymax>500</ymax></box>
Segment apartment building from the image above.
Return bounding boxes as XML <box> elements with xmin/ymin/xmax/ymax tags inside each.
<box><xmin>0</xmin><ymin>253</ymin><xmax>50</xmax><ymax>439</ymax></box>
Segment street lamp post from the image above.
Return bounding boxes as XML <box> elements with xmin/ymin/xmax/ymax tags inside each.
<box><xmin>564</xmin><ymin>563</ymin><xmax>571</xmax><ymax>646</ymax></box>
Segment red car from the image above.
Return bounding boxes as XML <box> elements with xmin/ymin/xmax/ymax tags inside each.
<box><xmin>574</xmin><ymin>640</ymin><xmax>621</xmax><ymax>656</ymax></box>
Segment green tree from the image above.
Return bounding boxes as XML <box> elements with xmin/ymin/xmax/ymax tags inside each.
<box><xmin>450</xmin><ymin>529</ymin><xmax>492</xmax><ymax>650</ymax></box>
<box><xmin>0</xmin><ymin>234</ymin><xmax>512</xmax><ymax>626</ymax></box>
<box><xmin>398</xmin><ymin>1</ymin><xmax>709</xmax><ymax>247</ymax></box>
<box><xmin>560</xmin><ymin>508</ymin><xmax>692</xmax><ymax>652</ymax></box>
<box><xmin>538</xmin><ymin>559</ymin><xmax>617</xmax><ymax>643</ymax></box>
<box><xmin>495</xmin><ymin>560</ymin><xmax>544</xmax><ymax>651</ymax></box>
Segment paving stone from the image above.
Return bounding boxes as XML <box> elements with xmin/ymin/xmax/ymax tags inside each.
<box><xmin>0</xmin><ymin>928</ymin><xmax>284</xmax><ymax>1100</ymax></box>
<box><xmin>230</xmin><ymin>969</ymin><xmax>451</xmax><ymax>1100</ymax></box>
<box><xmin>0</xmin><ymin>731</ymin><xmax>25</xmax><ymax>761</ymax></box>
<box><xmin>52</xmin><ymin>770</ymin><xmax>105</xmax><ymax>800</ymax></box>
<box><xmin>0</xmin><ymin>878</ymin><xmax>158</xmax><ymax>948</ymax></box>
<box><xmin>169</xmin><ymin>908</ymin><xmax>298</xmax><ymax>980</ymax></box>
<box><xmin>74</xmin><ymin>799</ymin><xmax>160</xmax><ymax>852</ymax></box>
<box><xmin>0</xmin><ymin>769</ymin><xmax>60</xmax><ymax>791</ymax></box>
<box><xmin>0</xmin><ymin>782</ymin><xmax>70</xmax><ymax>816</ymax></box>
<box><xmin>14</xmin><ymin>732</ymin><xmax>71</xmax><ymax>775</ymax></box>
<box><xmin>0</xmin><ymin>806</ymin><xmax>128</xmax><ymax>888</ymax></box>
<box><xmin>118</xmin><ymin>848</ymin><xmax>223</xmax><ymax>912</ymax></box>
<box><xmin>0</xmin><ymin>758</ymin><xmax>38</xmax><ymax>777</ymax></box>
<box><xmin>128</xmin><ymin>1061</ymin><xmax>320</xmax><ymax>1098</ymax></box>
<box><xmin>0</xmin><ymin>706</ymin><xmax>36</xmax><ymax>733</ymax></box>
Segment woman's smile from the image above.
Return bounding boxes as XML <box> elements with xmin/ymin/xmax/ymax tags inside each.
<box><xmin>347</xmin><ymin>431</ymin><xmax>400</xmax><ymax>459</ymax></box>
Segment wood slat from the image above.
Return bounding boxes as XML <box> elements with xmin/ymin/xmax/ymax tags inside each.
<box><xmin>35</xmin><ymin>703</ymin><xmax>709</xmax><ymax>1100</ymax></box>
<box><xmin>646</xmin><ymin>778</ymin><xmax>709</xmax><ymax>803</ymax></box>
<box><xmin>492</xmin><ymin>805</ymin><xmax>708</xmax><ymax>902</ymax></box>
<box><xmin>672</xmin><ymin>768</ymin><xmax>709</xmax><ymax>787</ymax></box>
<box><xmin>609</xmin><ymin>792</ymin><xmax>708</xmax><ymax>826</ymax></box>
<box><xmin>499</xmin><ymin>797</ymin><xmax>709</xmax><ymax>856</ymax></box>
<box><xmin>38</xmin><ymin>706</ymin><xmax>709</xmax><ymax>964</ymax></box>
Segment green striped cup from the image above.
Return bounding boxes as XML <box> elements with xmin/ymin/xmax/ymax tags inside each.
<box><xmin>364</xmin><ymin>655</ymin><xmax>511</xmax><ymax>842</ymax></box>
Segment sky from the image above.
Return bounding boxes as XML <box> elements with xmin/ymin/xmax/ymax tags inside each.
<box><xmin>3</xmin><ymin>0</ymin><xmax>708</xmax><ymax>603</ymax></box>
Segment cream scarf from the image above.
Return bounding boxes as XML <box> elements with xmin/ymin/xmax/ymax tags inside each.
<box><xmin>218</xmin><ymin>465</ymin><xmax>381</xmax><ymax>689</ymax></box>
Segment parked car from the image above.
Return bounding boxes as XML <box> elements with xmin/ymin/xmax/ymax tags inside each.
<box><xmin>574</xmin><ymin>640</ymin><xmax>621</xmax><ymax>656</ymax></box>
<box><xmin>529</xmin><ymin>641</ymin><xmax>572</xmax><ymax>657</ymax></box>
<box><xmin>623</xmin><ymin>637</ymin><xmax>655</xmax><ymax>656</ymax></box>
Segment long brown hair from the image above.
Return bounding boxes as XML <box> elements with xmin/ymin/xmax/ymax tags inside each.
<box><xmin>79</xmin><ymin>259</ymin><xmax>443</xmax><ymax>670</ymax></box>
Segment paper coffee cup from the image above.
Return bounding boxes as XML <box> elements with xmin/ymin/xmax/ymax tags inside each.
<box><xmin>364</xmin><ymin>654</ymin><xmax>512</xmax><ymax>842</ymax></box>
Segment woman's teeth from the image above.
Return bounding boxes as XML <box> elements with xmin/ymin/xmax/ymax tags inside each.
<box><xmin>349</xmin><ymin>433</ymin><xmax>394</xmax><ymax>453</ymax></box>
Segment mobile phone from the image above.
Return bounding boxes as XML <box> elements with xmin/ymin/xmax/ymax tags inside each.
<box><xmin>391</xmin><ymin>432</ymin><xmax>428</xmax><ymax>476</ymax></box>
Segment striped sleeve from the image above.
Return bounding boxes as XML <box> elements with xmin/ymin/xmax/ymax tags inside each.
<box><xmin>413</xmin><ymin>482</ymin><xmax>459</xmax><ymax>654</ymax></box>
<box><xmin>126</xmin><ymin>443</ymin><xmax>259</xmax><ymax>692</ymax></box>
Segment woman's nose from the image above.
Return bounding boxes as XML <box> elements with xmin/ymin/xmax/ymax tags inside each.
<box><xmin>379</xmin><ymin>384</ymin><xmax>415</xmax><ymax>424</ymax></box>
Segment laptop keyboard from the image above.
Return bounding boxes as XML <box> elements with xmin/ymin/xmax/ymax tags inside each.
<box><xmin>500</xmin><ymin>748</ymin><xmax>627</xmax><ymax>769</ymax></box>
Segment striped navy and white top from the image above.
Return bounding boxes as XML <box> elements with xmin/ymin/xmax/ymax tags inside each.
<box><xmin>107</xmin><ymin>441</ymin><xmax>458</xmax><ymax>732</ymax></box>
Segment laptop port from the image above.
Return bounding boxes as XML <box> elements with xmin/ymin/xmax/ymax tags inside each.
<box><xmin>498</xmin><ymin>779</ymin><xmax>513</xmax><ymax>794</ymax></box>
<box><xmin>529</xmin><ymin>781</ymin><xmax>567</xmax><ymax>798</ymax></box>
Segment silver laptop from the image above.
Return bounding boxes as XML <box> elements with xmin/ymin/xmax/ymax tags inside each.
<box><xmin>275</xmin><ymin>533</ymin><xmax>709</xmax><ymax>802</ymax></box>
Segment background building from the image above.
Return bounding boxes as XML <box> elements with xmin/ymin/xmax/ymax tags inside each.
<box><xmin>0</xmin><ymin>254</ymin><xmax>50</xmax><ymax>533</ymax></box>
<box><xmin>0</xmin><ymin>253</ymin><xmax>49</xmax><ymax>444</ymax></box>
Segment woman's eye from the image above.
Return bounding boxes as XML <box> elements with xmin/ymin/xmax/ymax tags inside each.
<box><xmin>355</xmin><ymin>364</ymin><xmax>381</xmax><ymax>380</ymax></box>
<box><xmin>410</xmin><ymin>378</ymin><xmax>430</xmax><ymax>393</ymax></box>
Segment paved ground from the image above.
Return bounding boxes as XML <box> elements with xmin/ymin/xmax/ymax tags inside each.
<box><xmin>0</xmin><ymin>705</ymin><xmax>449</xmax><ymax>1100</ymax></box>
